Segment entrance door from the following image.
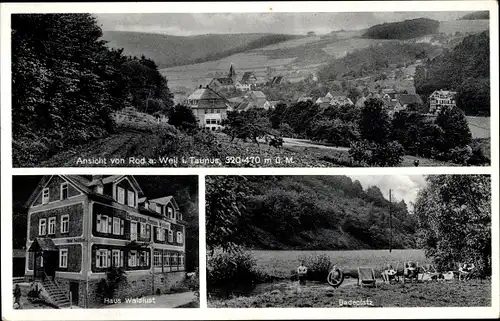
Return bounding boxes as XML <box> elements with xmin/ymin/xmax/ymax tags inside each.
<box><xmin>43</xmin><ymin>252</ymin><xmax>58</xmax><ymax>279</ymax></box>
<box><xmin>69</xmin><ymin>282</ymin><xmax>79</xmax><ymax>305</ymax></box>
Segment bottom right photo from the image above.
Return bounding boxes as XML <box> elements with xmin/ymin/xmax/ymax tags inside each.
<box><xmin>205</xmin><ymin>175</ymin><xmax>491</xmax><ymax>308</ymax></box>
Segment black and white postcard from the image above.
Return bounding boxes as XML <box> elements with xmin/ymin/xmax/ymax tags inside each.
<box><xmin>1</xmin><ymin>1</ymin><xmax>498</xmax><ymax>321</ymax></box>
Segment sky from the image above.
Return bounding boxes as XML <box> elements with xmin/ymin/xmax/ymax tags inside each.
<box><xmin>348</xmin><ymin>175</ymin><xmax>428</xmax><ymax>209</ymax></box>
<box><xmin>95</xmin><ymin>11</ymin><xmax>473</xmax><ymax>36</ymax></box>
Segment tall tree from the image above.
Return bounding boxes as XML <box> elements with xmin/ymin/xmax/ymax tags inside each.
<box><xmin>415</xmin><ymin>175</ymin><xmax>491</xmax><ymax>275</ymax></box>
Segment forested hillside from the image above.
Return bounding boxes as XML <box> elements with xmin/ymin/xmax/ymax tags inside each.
<box><xmin>207</xmin><ymin>176</ymin><xmax>418</xmax><ymax>251</ymax></box>
<box><xmin>363</xmin><ymin>18</ymin><xmax>440</xmax><ymax>39</ymax></box>
<box><xmin>12</xmin><ymin>14</ymin><xmax>174</xmax><ymax>167</ymax></box>
<box><xmin>102</xmin><ymin>31</ymin><xmax>299</xmax><ymax>68</ymax></box>
<box><xmin>459</xmin><ymin>11</ymin><xmax>489</xmax><ymax>20</ymax></box>
<box><xmin>317</xmin><ymin>42</ymin><xmax>434</xmax><ymax>81</ymax></box>
<box><xmin>414</xmin><ymin>31</ymin><xmax>490</xmax><ymax>116</ymax></box>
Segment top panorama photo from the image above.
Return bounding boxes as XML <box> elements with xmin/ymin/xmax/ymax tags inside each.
<box><xmin>11</xmin><ymin>11</ymin><xmax>491</xmax><ymax>167</ymax></box>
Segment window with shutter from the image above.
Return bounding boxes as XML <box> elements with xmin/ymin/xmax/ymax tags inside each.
<box><xmin>96</xmin><ymin>214</ymin><xmax>101</xmax><ymax>233</ymax></box>
<box><xmin>113</xmin><ymin>218</ymin><xmax>120</xmax><ymax>235</ymax></box>
<box><xmin>107</xmin><ymin>250</ymin><xmax>111</xmax><ymax>268</ymax></box>
<box><xmin>107</xmin><ymin>217</ymin><xmax>112</xmax><ymax>234</ymax></box>
<box><xmin>146</xmin><ymin>224</ymin><xmax>151</xmax><ymax>240</ymax></box>
<box><xmin>120</xmin><ymin>219</ymin><xmax>124</xmax><ymax>235</ymax></box>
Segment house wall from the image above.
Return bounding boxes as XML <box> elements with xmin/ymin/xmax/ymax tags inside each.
<box><xmin>33</xmin><ymin>176</ymin><xmax>82</xmax><ymax>206</ymax></box>
<box><xmin>29</xmin><ymin>203</ymin><xmax>85</xmax><ymax>241</ymax></box>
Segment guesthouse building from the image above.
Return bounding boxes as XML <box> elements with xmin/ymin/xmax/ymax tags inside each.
<box><xmin>24</xmin><ymin>175</ymin><xmax>186</xmax><ymax>308</ymax></box>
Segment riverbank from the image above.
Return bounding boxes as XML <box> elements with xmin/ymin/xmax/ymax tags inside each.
<box><xmin>208</xmin><ymin>279</ymin><xmax>491</xmax><ymax>308</ymax></box>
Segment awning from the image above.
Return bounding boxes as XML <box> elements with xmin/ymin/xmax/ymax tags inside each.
<box><xmin>28</xmin><ymin>238</ymin><xmax>58</xmax><ymax>252</ymax></box>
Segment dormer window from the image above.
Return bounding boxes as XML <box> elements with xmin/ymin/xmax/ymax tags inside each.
<box><xmin>155</xmin><ymin>204</ymin><xmax>162</xmax><ymax>214</ymax></box>
<box><xmin>96</xmin><ymin>185</ymin><xmax>103</xmax><ymax>194</ymax></box>
<box><xmin>117</xmin><ymin>187</ymin><xmax>125</xmax><ymax>204</ymax></box>
<box><xmin>127</xmin><ymin>190</ymin><xmax>135</xmax><ymax>207</ymax></box>
<box><xmin>168</xmin><ymin>207</ymin><xmax>174</xmax><ymax>220</ymax></box>
<box><xmin>42</xmin><ymin>188</ymin><xmax>49</xmax><ymax>204</ymax></box>
<box><xmin>60</xmin><ymin>183</ymin><xmax>68</xmax><ymax>200</ymax></box>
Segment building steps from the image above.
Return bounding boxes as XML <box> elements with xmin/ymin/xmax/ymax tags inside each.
<box><xmin>41</xmin><ymin>280</ymin><xmax>71</xmax><ymax>308</ymax></box>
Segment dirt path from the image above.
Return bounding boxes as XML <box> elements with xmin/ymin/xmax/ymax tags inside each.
<box><xmin>40</xmin><ymin>131</ymin><xmax>160</xmax><ymax>167</ymax></box>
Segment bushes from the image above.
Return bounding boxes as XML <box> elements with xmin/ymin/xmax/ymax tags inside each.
<box><xmin>295</xmin><ymin>254</ymin><xmax>333</xmax><ymax>282</ymax></box>
<box><xmin>96</xmin><ymin>267</ymin><xmax>128</xmax><ymax>300</ymax></box>
<box><xmin>207</xmin><ymin>248</ymin><xmax>268</xmax><ymax>296</ymax></box>
<box><xmin>349</xmin><ymin>140</ymin><xmax>405</xmax><ymax>167</ymax></box>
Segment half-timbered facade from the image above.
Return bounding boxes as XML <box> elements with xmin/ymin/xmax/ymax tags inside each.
<box><xmin>24</xmin><ymin>175</ymin><xmax>186</xmax><ymax>307</ymax></box>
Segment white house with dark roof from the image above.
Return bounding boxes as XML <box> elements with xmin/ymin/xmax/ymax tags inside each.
<box><xmin>428</xmin><ymin>90</ymin><xmax>457</xmax><ymax>114</ymax></box>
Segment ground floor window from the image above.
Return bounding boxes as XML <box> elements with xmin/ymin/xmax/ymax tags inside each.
<box><xmin>59</xmin><ymin>249</ymin><xmax>68</xmax><ymax>268</ymax></box>
<box><xmin>153</xmin><ymin>251</ymin><xmax>161</xmax><ymax>267</ymax></box>
<box><xmin>128</xmin><ymin>250</ymin><xmax>137</xmax><ymax>267</ymax></box>
<box><xmin>96</xmin><ymin>249</ymin><xmax>109</xmax><ymax>268</ymax></box>
<box><xmin>112</xmin><ymin>249</ymin><xmax>124</xmax><ymax>267</ymax></box>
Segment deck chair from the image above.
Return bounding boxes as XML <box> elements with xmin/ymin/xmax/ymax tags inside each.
<box><xmin>402</xmin><ymin>261</ymin><xmax>419</xmax><ymax>283</ymax></box>
<box><xmin>381</xmin><ymin>262</ymin><xmax>400</xmax><ymax>283</ymax></box>
<box><xmin>357</xmin><ymin>267</ymin><xmax>377</xmax><ymax>288</ymax></box>
<box><xmin>420</xmin><ymin>264</ymin><xmax>440</xmax><ymax>281</ymax></box>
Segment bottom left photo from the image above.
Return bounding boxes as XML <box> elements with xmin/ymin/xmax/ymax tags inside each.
<box><xmin>11</xmin><ymin>175</ymin><xmax>199</xmax><ymax>309</ymax></box>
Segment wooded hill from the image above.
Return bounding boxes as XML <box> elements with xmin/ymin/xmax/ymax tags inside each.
<box><xmin>363</xmin><ymin>18</ymin><xmax>440</xmax><ymax>39</ymax></box>
<box><xmin>102</xmin><ymin>31</ymin><xmax>300</xmax><ymax>68</ymax></box>
<box><xmin>230</xmin><ymin>176</ymin><xmax>417</xmax><ymax>250</ymax></box>
<box><xmin>414</xmin><ymin>31</ymin><xmax>490</xmax><ymax>116</ymax></box>
<box><xmin>459</xmin><ymin>11</ymin><xmax>489</xmax><ymax>20</ymax></box>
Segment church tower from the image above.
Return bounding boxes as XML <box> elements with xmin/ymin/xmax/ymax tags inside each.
<box><xmin>228</xmin><ymin>63</ymin><xmax>236</xmax><ymax>79</ymax></box>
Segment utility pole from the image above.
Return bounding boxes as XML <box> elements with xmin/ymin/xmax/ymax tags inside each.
<box><xmin>389</xmin><ymin>189</ymin><xmax>392</xmax><ymax>253</ymax></box>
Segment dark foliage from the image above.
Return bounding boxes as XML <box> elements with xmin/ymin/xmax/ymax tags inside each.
<box><xmin>206</xmin><ymin>176</ymin><xmax>418</xmax><ymax>250</ymax></box>
<box><xmin>414</xmin><ymin>31</ymin><xmax>489</xmax><ymax>116</ymax></box>
<box><xmin>168</xmin><ymin>104</ymin><xmax>197</xmax><ymax>131</ymax></box>
<box><xmin>459</xmin><ymin>11</ymin><xmax>489</xmax><ymax>20</ymax></box>
<box><xmin>363</xmin><ymin>18</ymin><xmax>440</xmax><ymax>40</ymax></box>
<box><xmin>12</xmin><ymin>14</ymin><xmax>173</xmax><ymax>167</ymax></box>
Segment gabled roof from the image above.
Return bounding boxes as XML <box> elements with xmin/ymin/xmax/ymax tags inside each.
<box><xmin>24</xmin><ymin>175</ymin><xmax>144</xmax><ymax>208</ymax></box>
<box><xmin>241</xmin><ymin>71</ymin><xmax>256</xmax><ymax>83</ymax></box>
<box><xmin>316</xmin><ymin>97</ymin><xmax>331</xmax><ymax>104</ymax></box>
<box><xmin>250</xmin><ymin>91</ymin><xmax>266</xmax><ymax>99</ymax></box>
<box><xmin>187</xmin><ymin>87</ymin><xmax>229</xmax><ymax>102</ymax></box>
<box><xmin>149</xmin><ymin>196</ymin><xmax>180</xmax><ymax>210</ymax></box>
<box><xmin>355</xmin><ymin>97</ymin><xmax>367</xmax><ymax>108</ymax></box>
<box><xmin>28</xmin><ymin>238</ymin><xmax>57</xmax><ymax>252</ymax></box>
<box><xmin>211</xmin><ymin>77</ymin><xmax>234</xmax><ymax>86</ymax></box>
<box><xmin>297</xmin><ymin>96</ymin><xmax>313</xmax><ymax>102</ymax></box>
<box><xmin>398</xmin><ymin>94</ymin><xmax>423</xmax><ymax>106</ymax></box>
<box><xmin>271</xmin><ymin>76</ymin><xmax>285</xmax><ymax>84</ymax></box>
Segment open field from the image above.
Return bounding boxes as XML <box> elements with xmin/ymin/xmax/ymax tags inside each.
<box><xmin>467</xmin><ymin>116</ymin><xmax>490</xmax><ymax>139</ymax></box>
<box><xmin>251</xmin><ymin>249</ymin><xmax>429</xmax><ymax>279</ymax></box>
<box><xmin>209</xmin><ymin>278</ymin><xmax>491</xmax><ymax>307</ymax></box>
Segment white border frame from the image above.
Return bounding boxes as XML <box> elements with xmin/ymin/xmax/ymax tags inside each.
<box><xmin>1</xmin><ymin>1</ymin><xmax>499</xmax><ymax>320</ymax></box>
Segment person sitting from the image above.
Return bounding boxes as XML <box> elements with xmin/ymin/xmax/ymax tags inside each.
<box><xmin>459</xmin><ymin>262</ymin><xmax>475</xmax><ymax>281</ymax></box>
<box><xmin>383</xmin><ymin>264</ymin><xmax>397</xmax><ymax>283</ymax></box>
<box><xmin>404</xmin><ymin>261</ymin><xmax>418</xmax><ymax>281</ymax></box>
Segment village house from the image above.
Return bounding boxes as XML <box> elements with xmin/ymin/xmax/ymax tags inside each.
<box><xmin>186</xmin><ymin>86</ymin><xmax>231</xmax><ymax>131</ymax></box>
<box><xmin>355</xmin><ymin>96</ymin><xmax>367</xmax><ymax>108</ymax></box>
<box><xmin>270</xmin><ymin>75</ymin><xmax>286</xmax><ymax>85</ymax></box>
<box><xmin>208</xmin><ymin>64</ymin><xmax>237</xmax><ymax>92</ymax></box>
<box><xmin>234</xmin><ymin>81</ymin><xmax>252</xmax><ymax>92</ymax></box>
<box><xmin>428</xmin><ymin>90</ymin><xmax>457</xmax><ymax>114</ymax></box>
<box><xmin>315</xmin><ymin>92</ymin><xmax>334</xmax><ymax>108</ymax></box>
<box><xmin>330</xmin><ymin>96</ymin><xmax>354</xmax><ymax>107</ymax></box>
<box><xmin>398</xmin><ymin>94</ymin><xmax>423</xmax><ymax>109</ymax></box>
<box><xmin>297</xmin><ymin>96</ymin><xmax>313</xmax><ymax>103</ymax></box>
<box><xmin>23</xmin><ymin>175</ymin><xmax>186</xmax><ymax>308</ymax></box>
<box><xmin>233</xmin><ymin>91</ymin><xmax>268</xmax><ymax>111</ymax></box>
<box><xmin>263</xmin><ymin>100</ymin><xmax>281</xmax><ymax>110</ymax></box>
<box><xmin>240</xmin><ymin>71</ymin><xmax>258</xmax><ymax>86</ymax></box>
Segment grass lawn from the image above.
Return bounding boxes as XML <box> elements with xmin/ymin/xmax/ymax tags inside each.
<box><xmin>209</xmin><ymin>279</ymin><xmax>491</xmax><ymax>308</ymax></box>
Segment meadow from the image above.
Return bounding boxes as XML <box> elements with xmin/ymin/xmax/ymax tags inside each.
<box><xmin>209</xmin><ymin>278</ymin><xmax>491</xmax><ymax>308</ymax></box>
<box><xmin>251</xmin><ymin>249</ymin><xmax>430</xmax><ymax>279</ymax></box>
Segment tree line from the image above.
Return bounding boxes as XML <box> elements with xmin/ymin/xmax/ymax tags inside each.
<box><xmin>223</xmin><ymin>97</ymin><xmax>488</xmax><ymax>166</ymax></box>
